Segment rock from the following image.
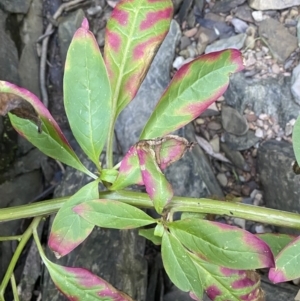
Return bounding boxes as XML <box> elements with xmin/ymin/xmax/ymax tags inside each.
<box><xmin>184</xmin><ymin>27</ymin><xmax>197</xmax><ymax>38</ymax></box>
<box><xmin>235</xmin><ymin>4</ymin><xmax>254</xmax><ymax>23</ymax></box>
<box><xmin>115</xmin><ymin>20</ymin><xmax>223</xmax><ymax>198</ymax></box>
<box><xmin>258</xmin><ymin>140</ymin><xmax>300</xmax><ymax>235</ymax></box>
<box><xmin>0</xmin><ymin>15</ymin><xmax>19</xmax><ymax>84</ymax></box>
<box><xmin>231</xmin><ymin>18</ymin><xmax>248</xmax><ymax>33</ymax></box>
<box><xmin>212</xmin><ymin>0</ymin><xmax>246</xmax><ymax>13</ymax></box>
<box><xmin>173</xmin><ymin>56</ymin><xmax>185</xmax><ymax>70</ymax></box>
<box><xmin>248</xmin><ymin>0</ymin><xmax>300</xmax><ymax>10</ymax></box>
<box><xmin>209</xmin><ymin>135</ymin><xmax>220</xmax><ymax>153</ymax></box>
<box><xmin>223</xmin><ymin>131</ymin><xmax>260</xmax><ymax>151</ymax></box>
<box><xmin>297</xmin><ymin>18</ymin><xmax>300</xmax><ymax>47</ymax></box>
<box><xmin>0</xmin><ymin>0</ymin><xmax>32</xmax><ymax>13</ymax></box>
<box><xmin>205</xmin><ymin>33</ymin><xmax>247</xmax><ymax>54</ymax></box>
<box><xmin>221</xmin><ymin>105</ymin><xmax>249</xmax><ymax>136</ymax></box>
<box><xmin>196</xmin><ymin>26</ymin><xmax>218</xmax><ymax>44</ymax></box>
<box><xmin>221</xmin><ymin>143</ymin><xmax>250</xmax><ymax>171</ymax></box>
<box><xmin>207</xmin><ymin>120</ymin><xmax>222</xmax><ymax>131</ymax></box>
<box><xmin>224</xmin><ymin>72</ymin><xmax>300</xmax><ymax>128</ymax></box>
<box><xmin>258</xmin><ymin>18</ymin><xmax>297</xmax><ymax>62</ymax></box>
<box><xmin>291</xmin><ymin>63</ymin><xmax>300</xmax><ymax>105</ymax></box>
<box><xmin>180</xmin><ymin>35</ymin><xmax>191</xmax><ymax>50</ymax></box>
<box><xmin>18</xmin><ymin>0</ymin><xmax>43</xmax><ymax>98</ymax></box>
<box><xmin>58</xmin><ymin>9</ymin><xmax>85</xmax><ymax>65</ymax></box>
<box><xmin>87</xmin><ymin>5</ymin><xmax>102</xmax><ymax>16</ymax></box>
<box><xmin>216</xmin><ymin>172</ymin><xmax>228</xmax><ymax>187</ymax></box>
<box><xmin>252</xmin><ymin>10</ymin><xmax>264</xmax><ymax>22</ymax></box>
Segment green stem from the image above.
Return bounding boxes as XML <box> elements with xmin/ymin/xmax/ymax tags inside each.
<box><xmin>0</xmin><ymin>217</ymin><xmax>42</xmax><ymax>300</ymax></box>
<box><xmin>106</xmin><ymin>116</ymin><xmax>117</xmax><ymax>169</ymax></box>
<box><xmin>10</xmin><ymin>273</ymin><xmax>19</xmax><ymax>301</ymax></box>
<box><xmin>1</xmin><ymin>191</ymin><xmax>300</xmax><ymax>229</ymax></box>
<box><xmin>0</xmin><ymin>236</ymin><xmax>22</xmax><ymax>242</ymax></box>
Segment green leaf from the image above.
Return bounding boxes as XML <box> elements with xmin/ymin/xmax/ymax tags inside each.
<box><xmin>64</xmin><ymin>19</ymin><xmax>111</xmax><ymax>169</ymax></box>
<box><xmin>269</xmin><ymin>236</ymin><xmax>300</xmax><ymax>283</ymax></box>
<box><xmin>137</xmin><ymin>145</ymin><xmax>173</xmax><ymax>214</ymax></box>
<box><xmin>257</xmin><ymin>233</ymin><xmax>295</xmax><ymax>257</ymax></box>
<box><xmin>100</xmin><ymin>168</ymin><xmax>118</xmax><ymax>184</ymax></box>
<box><xmin>169</xmin><ymin>219</ymin><xmax>274</xmax><ymax>269</ymax></box>
<box><xmin>43</xmin><ymin>259</ymin><xmax>133</xmax><ymax>300</ymax></box>
<box><xmin>0</xmin><ymin>81</ymin><xmax>92</xmax><ymax>176</ymax></box>
<box><xmin>188</xmin><ymin>253</ymin><xmax>262</xmax><ymax>301</ymax></box>
<box><xmin>162</xmin><ymin>231</ymin><xmax>203</xmax><ymax>299</ymax></box>
<box><xmin>139</xmin><ymin>228</ymin><xmax>162</xmax><ymax>245</ymax></box>
<box><xmin>293</xmin><ymin>116</ymin><xmax>300</xmax><ymax>166</ymax></box>
<box><xmin>48</xmin><ymin>181</ymin><xmax>99</xmax><ymax>257</ymax></box>
<box><xmin>74</xmin><ymin>199</ymin><xmax>156</xmax><ymax>229</ymax></box>
<box><xmin>104</xmin><ymin>0</ymin><xmax>173</xmax><ymax>117</ymax></box>
<box><xmin>140</xmin><ymin>49</ymin><xmax>244</xmax><ymax>139</ymax></box>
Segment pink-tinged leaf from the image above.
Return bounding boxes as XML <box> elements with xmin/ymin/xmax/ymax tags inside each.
<box><xmin>74</xmin><ymin>199</ymin><xmax>155</xmax><ymax>229</ymax></box>
<box><xmin>269</xmin><ymin>235</ymin><xmax>300</xmax><ymax>283</ymax></box>
<box><xmin>137</xmin><ymin>144</ymin><xmax>173</xmax><ymax>214</ymax></box>
<box><xmin>44</xmin><ymin>260</ymin><xmax>133</xmax><ymax>301</ymax></box>
<box><xmin>104</xmin><ymin>0</ymin><xmax>173</xmax><ymax>117</ymax></box>
<box><xmin>169</xmin><ymin>219</ymin><xmax>274</xmax><ymax>269</ymax></box>
<box><xmin>0</xmin><ymin>81</ymin><xmax>92</xmax><ymax>176</ymax></box>
<box><xmin>49</xmin><ymin>181</ymin><xmax>99</xmax><ymax>258</ymax></box>
<box><xmin>140</xmin><ymin>49</ymin><xmax>244</xmax><ymax>139</ymax></box>
<box><xmin>64</xmin><ymin>19</ymin><xmax>111</xmax><ymax>170</ymax></box>
<box><xmin>110</xmin><ymin>146</ymin><xmax>144</xmax><ymax>191</ymax></box>
<box><xmin>140</xmin><ymin>135</ymin><xmax>194</xmax><ymax>170</ymax></box>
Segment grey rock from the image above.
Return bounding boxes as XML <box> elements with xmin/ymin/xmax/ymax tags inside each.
<box><xmin>291</xmin><ymin>63</ymin><xmax>300</xmax><ymax>105</ymax></box>
<box><xmin>258</xmin><ymin>140</ymin><xmax>300</xmax><ymax>234</ymax></box>
<box><xmin>180</xmin><ymin>35</ymin><xmax>191</xmax><ymax>50</ymax></box>
<box><xmin>258</xmin><ymin>18</ymin><xmax>297</xmax><ymax>62</ymax></box>
<box><xmin>18</xmin><ymin>0</ymin><xmax>43</xmax><ymax>97</ymax></box>
<box><xmin>235</xmin><ymin>4</ymin><xmax>254</xmax><ymax>23</ymax></box>
<box><xmin>221</xmin><ymin>105</ymin><xmax>249</xmax><ymax>136</ymax></box>
<box><xmin>223</xmin><ymin>131</ymin><xmax>260</xmax><ymax>151</ymax></box>
<box><xmin>249</xmin><ymin>0</ymin><xmax>300</xmax><ymax>10</ymax></box>
<box><xmin>224</xmin><ymin>72</ymin><xmax>300</xmax><ymax>128</ymax></box>
<box><xmin>205</xmin><ymin>33</ymin><xmax>247</xmax><ymax>54</ymax></box>
<box><xmin>0</xmin><ymin>20</ymin><xmax>19</xmax><ymax>84</ymax></box>
<box><xmin>212</xmin><ymin>0</ymin><xmax>246</xmax><ymax>13</ymax></box>
<box><xmin>231</xmin><ymin>18</ymin><xmax>249</xmax><ymax>33</ymax></box>
<box><xmin>58</xmin><ymin>9</ymin><xmax>85</xmax><ymax>65</ymax></box>
<box><xmin>0</xmin><ymin>0</ymin><xmax>32</xmax><ymax>13</ymax></box>
<box><xmin>297</xmin><ymin>18</ymin><xmax>300</xmax><ymax>47</ymax></box>
<box><xmin>221</xmin><ymin>143</ymin><xmax>250</xmax><ymax>171</ymax></box>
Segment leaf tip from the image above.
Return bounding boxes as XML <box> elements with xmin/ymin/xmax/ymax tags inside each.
<box><xmin>269</xmin><ymin>268</ymin><xmax>287</xmax><ymax>284</ymax></box>
<box><xmin>81</xmin><ymin>18</ymin><xmax>89</xmax><ymax>30</ymax></box>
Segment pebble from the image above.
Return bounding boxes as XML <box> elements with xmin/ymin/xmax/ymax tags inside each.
<box><xmin>207</xmin><ymin>120</ymin><xmax>222</xmax><ymax>131</ymax></box>
<box><xmin>231</xmin><ymin>18</ymin><xmax>248</xmax><ymax>33</ymax></box>
<box><xmin>233</xmin><ymin>218</ymin><xmax>246</xmax><ymax>229</ymax></box>
<box><xmin>209</xmin><ymin>136</ymin><xmax>220</xmax><ymax>153</ymax></box>
<box><xmin>271</xmin><ymin>63</ymin><xmax>281</xmax><ymax>74</ymax></box>
<box><xmin>173</xmin><ymin>56</ymin><xmax>185</xmax><ymax>70</ymax></box>
<box><xmin>180</xmin><ymin>36</ymin><xmax>191</xmax><ymax>50</ymax></box>
<box><xmin>252</xmin><ymin>11</ymin><xmax>264</xmax><ymax>22</ymax></box>
<box><xmin>255</xmin><ymin>128</ymin><xmax>264</xmax><ymax>138</ymax></box>
<box><xmin>217</xmin><ymin>173</ymin><xmax>228</xmax><ymax>187</ymax></box>
<box><xmin>184</xmin><ymin>27</ymin><xmax>198</xmax><ymax>38</ymax></box>
<box><xmin>87</xmin><ymin>5</ymin><xmax>102</xmax><ymax>16</ymax></box>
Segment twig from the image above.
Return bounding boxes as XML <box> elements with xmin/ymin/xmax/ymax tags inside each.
<box><xmin>39</xmin><ymin>0</ymin><xmax>87</xmax><ymax>107</ymax></box>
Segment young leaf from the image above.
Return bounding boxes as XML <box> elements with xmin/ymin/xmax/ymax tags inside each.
<box><xmin>188</xmin><ymin>252</ymin><xmax>263</xmax><ymax>301</ymax></box>
<box><xmin>169</xmin><ymin>219</ymin><xmax>274</xmax><ymax>269</ymax></box>
<box><xmin>64</xmin><ymin>18</ymin><xmax>111</xmax><ymax>170</ymax></box>
<box><xmin>0</xmin><ymin>81</ymin><xmax>92</xmax><ymax>176</ymax></box>
<box><xmin>140</xmin><ymin>49</ymin><xmax>244</xmax><ymax>139</ymax></box>
<box><xmin>137</xmin><ymin>144</ymin><xmax>173</xmax><ymax>214</ymax></box>
<box><xmin>100</xmin><ymin>168</ymin><xmax>119</xmax><ymax>184</ymax></box>
<box><xmin>269</xmin><ymin>235</ymin><xmax>300</xmax><ymax>283</ymax></box>
<box><xmin>74</xmin><ymin>199</ymin><xmax>156</xmax><ymax>229</ymax></box>
<box><xmin>139</xmin><ymin>228</ymin><xmax>162</xmax><ymax>245</ymax></box>
<box><xmin>110</xmin><ymin>145</ymin><xmax>144</xmax><ymax>191</ymax></box>
<box><xmin>257</xmin><ymin>233</ymin><xmax>295</xmax><ymax>257</ymax></box>
<box><xmin>49</xmin><ymin>181</ymin><xmax>99</xmax><ymax>258</ymax></box>
<box><xmin>44</xmin><ymin>260</ymin><xmax>134</xmax><ymax>301</ymax></box>
<box><xmin>161</xmin><ymin>231</ymin><xmax>204</xmax><ymax>300</ymax></box>
<box><xmin>104</xmin><ymin>0</ymin><xmax>173</xmax><ymax>116</ymax></box>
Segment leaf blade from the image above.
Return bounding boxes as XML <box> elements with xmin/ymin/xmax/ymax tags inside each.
<box><xmin>64</xmin><ymin>19</ymin><xmax>112</xmax><ymax>169</ymax></box>
<box><xmin>104</xmin><ymin>0</ymin><xmax>173</xmax><ymax>116</ymax></box>
<box><xmin>140</xmin><ymin>49</ymin><xmax>244</xmax><ymax>139</ymax></box>
<box><xmin>48</xmin><ymin>181</ymin><xmax>99</xmax><ymax>257</ymax></box>
<box><xmin>74</xmin><ymin>199</ymin><xmax>156</xmax><ymax>229</ymax></box>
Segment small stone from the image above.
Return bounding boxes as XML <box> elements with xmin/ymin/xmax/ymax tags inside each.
<box><xmin>208</xmin><ymin>120</ymin><xmax>222</xmax><ymax>131</ymax></box>
<box><xmin>184</xmin><ymin>27</ymin><xmax>198</xmax><ymax>38</ymax></box>
<box><xmin>255</xmin><ymin>128</ymin><xmax>264</xmax><ymax>138</ymax></box>
<box><xmin>173</xmin><ymin>56</ymin><xmax>185</xmax><ymax>70</ymax></box>
<box><xmin>195</xmin><ymin>118</ymin><xmax>205</xmax><ymax>125</ymax></box>
<box><xmin>221</xmin><ymin>105</ymin><xmax>249</xmax><ymax>136</ymax></box>
<box><xmin>258</xmin><ymin>113</ymin><xmax>269</xmax><ymax>120</ymax></box>
<box><xmin>87</xmin><ymin>5</ymin><xmax>102</xmax><ymax>16</ymax></box>
<box><xmin>231</xmin><ymin>18</ymin><xmax>248</xmax><ymax>33</ymax></box>
<box><xmin>271</xmin><ymin>63</ymin><xmax>281</xmax><ymax>74</ymax></box>
<box><xmin>252</xmin><ymin>11</ymin><xmax>264</xmax><ymax>22</ymax></box>
<box><xmin>180</xmin><ymin>35</ymin><xmax>191</xmax><ymax>50</ymax></box>
<box><xmin>241</xmin><ymin>185</ymin><xmax>251</xmax><ymax>196</ymax></box>
<box><xmin>233</xmin><ymin>218</ymin><xmax>246</xmax><ymax>229</ymax></box>
<box><xmin>209</xmin><ymin>136</ymin><xmax>220</xmax><ymax>153</ymax></box>
<box><xmin>249</xmin><ymin>0</ymin><xmax>300</xmax><ymax>10</ymax></box>
<box><xmin>246</xmin><ymin>112</ymin><xmax>257</xmax><ymax>122</ymax></box>
<box><xmin>255</xmin><ymin>225</ymin><xmax>266</xmax><ymax>234</ymax></box>
<box><xmin>291</xmin><ymin>63</ymin><xmax>300</xmax><ymax>104</ymax></box>
<box><xmin>217</xmin><ymin>173</ymin><xmax>228</xmax><ymax>187</ymax></box>
<box><xmin>245</xmin><ymin>35</ymin><xmax>256</xmax><ymax>49</ymax></box>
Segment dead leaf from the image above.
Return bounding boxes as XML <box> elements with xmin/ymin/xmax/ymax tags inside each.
<box><xmin>0</xmin><ymin>93</ymin><xmax>41</xmax><ymax>132</ymax></box>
